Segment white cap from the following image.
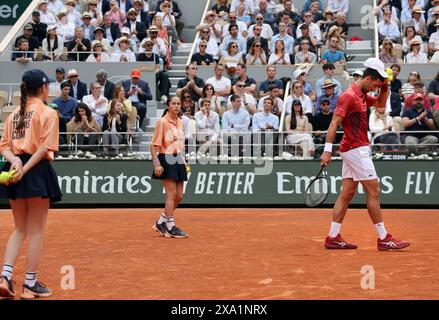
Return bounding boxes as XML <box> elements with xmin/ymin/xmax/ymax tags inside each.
<box><xmin>363</xmin><ymin>57</ymin><xmax>388</xmax><ymax>79</ymax></box>
<box><xmin>67</xmin><ymin>69</ymin><xmax>78</xmax><ymax>77</ymax></box>
<box><xmin>121</xmin><ymin>26</ymin><xmax>130</xmax><ymax>34</ymax></box>
<box><xmin>293</xmin><ymin>68</ymin><xmax>306</xmax><ymax>80</ymax></box>
<box><xmin>47</xmin><ymin>25</ymin><xmax>57</xmax><ymax>31</ymax></box>
<box><xmin>352</xmin><ymin>69</ymin><xmax>363</xmax><ymax>77</ymax></box>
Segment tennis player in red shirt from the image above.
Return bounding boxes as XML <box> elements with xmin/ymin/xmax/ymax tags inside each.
<box><xmin>320</xmin><ymin>58</ymin><xmax>410</xmax><ymax>251</ymax></box>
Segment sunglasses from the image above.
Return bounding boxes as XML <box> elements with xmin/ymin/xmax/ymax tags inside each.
<box><xmin>190</xmin><ymin>67</ymin><xmax>198</xmax><ymax>70</ymax></box>
<box><xmin>199</xmin><ymin>44</ymin><xmax>207</xmax><ymax>47</ymax></box>
<box><xmin>294</xmin><ymin>86</ymin><xmax>302</xmax><ymax>89</ymax></box>
<box><xmin>237</xmin><ymin>85</ymin><xmax>245</xmax><ymax>87</ymax></box>
<box><xmin>69</xmin><ymin>75</ymin><xmax>78</xmax><ymax>78</ymax></box>
<box><xmin>183</xmin><ymin>95</ymin><xmax>191</xmax><ymax>98</ymax></box>
<box><xmin>256</xmin><ymin>18</ymin><xmax>263</xmax><ymax>20</ymax></box>
<box><xmin>301</xmin><ymin>42</ymin><xmax>309</xmax><ymax>45</ymax></box>
<box><xmin>304</xmin><ymin>15</ymin><xmax>312</xmax><ymax>17</ymax></box>
<box><xmin>231</xmin><ymin>45</ymin><xmax>237</xmax><ymax>48</ymax></box>
<box><xmin>254</xmin><ymin>44</ymin><xmax>261</xmax><ymax>47</ymax></box>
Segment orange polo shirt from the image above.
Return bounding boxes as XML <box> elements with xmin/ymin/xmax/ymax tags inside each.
<box><xmin>0</xmin><ymin>97</ymin><xmax>59</xmax><ymax>160</ymax></box>
<box><xmin>151</xmin><ymin>113</ymin><xmax>185</xmax><ymax>154</ymax></box>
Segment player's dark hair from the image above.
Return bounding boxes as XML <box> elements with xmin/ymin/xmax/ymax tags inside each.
<box><xmin>362</xmin><ymin>68</ymin><xmax>385</xmax><ymax>82</ymax></box>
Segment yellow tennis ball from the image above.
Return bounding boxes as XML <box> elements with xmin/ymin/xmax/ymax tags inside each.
<box><xmin>385</xmin><ymin>68</ymin><xmax>393</xmax><ymax>82</ymax></box>
<box><xmin>185</xmin><ymin>163</ymin><xmax>191</xmax><ymax>173</ymax></box>
<box><xmin>0</xmin><ymin>169</ymin><xmax>17</xmax><ymax>185</ymax></box>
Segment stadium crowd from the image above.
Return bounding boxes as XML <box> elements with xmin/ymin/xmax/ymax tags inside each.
<box><xmin>7</xmin><ymin>0</ymin><xmax>439</xmax><ymax>157</ymax></box>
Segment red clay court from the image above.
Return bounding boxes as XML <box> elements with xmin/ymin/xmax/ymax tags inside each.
<box><xmin>0</xmin><ymin>208</ymin><xmax>438</xmax><ymax>300</ymax></box>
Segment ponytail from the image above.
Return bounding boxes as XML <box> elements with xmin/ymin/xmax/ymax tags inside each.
<box><xmin>16</xmin><ymin>82</ymin><xmax>28</xmax><ymax>130</ymax></box>
<box><xmin>289</xmin><ymin>113</ymin><xmax>297</xmax><ymax>130</ymax></box>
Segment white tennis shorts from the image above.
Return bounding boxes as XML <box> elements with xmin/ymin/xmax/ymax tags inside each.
<box><xmin>340</xmin><ymin>146</ymin><xmax>377</xmax><ymax>181</ymax></box>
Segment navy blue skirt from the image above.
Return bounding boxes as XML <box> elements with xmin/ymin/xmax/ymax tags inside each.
<box><xmin>0</xmin><ymin>154</ymin><xmax>62</xmax><ymax>203</ymax></box>
<box><xmin>152</xmin><ymin>153</ymin><xmax>188</xmax><ymax>182</ymax></box>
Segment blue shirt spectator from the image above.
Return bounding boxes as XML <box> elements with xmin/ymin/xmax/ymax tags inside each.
<box><xmin>53</xmin><ymin>95</ymin><xmax>77</xmax><ymax>121</ymax></box>
<box><xmin>321</xmin><ymin>49</ymin><xmax>345</xmax><ymax>64</ymax></box>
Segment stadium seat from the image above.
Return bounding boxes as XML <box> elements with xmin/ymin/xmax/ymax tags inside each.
<box><xmin>11</xmin><ymin>91</ymin><xmax>21</xmax><ymax>106</ymax></box>
<box><xmin>1</xmin><ymin>105</ymin><xmax>16</xmax><ymax>123</ymax></box>
<box><xmin>0</xmin><ymin>90</ymin><xmax>8</xmax><ymax>107</ymax></box>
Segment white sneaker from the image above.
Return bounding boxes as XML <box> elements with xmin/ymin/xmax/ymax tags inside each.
<box><xmin>85</xmin><ymin>151</ymin><xmax>94</xmax><ymax>158</ymax></box>
<box><xmin>76</xmin><ymin>150</ymin><xmax>84</xmax><ymax>156</ymax></box>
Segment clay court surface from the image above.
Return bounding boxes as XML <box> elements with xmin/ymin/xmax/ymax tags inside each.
<box><xmin>0</xmin><ymin>208</ymin><xmax>438</xmax><ymax>300</ymax></box>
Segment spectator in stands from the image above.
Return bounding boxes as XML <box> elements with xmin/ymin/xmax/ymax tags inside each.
<box><xmin>315</xmin><ymin>63</ymin><xmax>342</xmax><ymax>97</ymax></box>
<box><xmin>285</xmin><ymin>99</ymin><xmax>315</xmax><ymax>158</ymax></box>
<box><xmin>374</xmin><ymin>0</ymin><xmax>400</xmax><ymax>25</ymax></box>
<box><xmin>67</xmin><ymin>103</ymin><xmax>101</xmax><ymax>153</ymax></box>
<box><xmin>427</xmin><ymin>9</ymin><xmax>439</xmax><ymax>36</ymax></box>
<box><xmin>124</xmin><ymin>8</ymin><xmax>147</xmax><ymax>43</ymax></box>
<box><xmin>66</xmin><ymin>27</ymin><xmax>92</xmax><ymax>61</ymax></box>
<box><xmin>150</xmin><ymin>15</ymin><xmax>171</xmax><ymax>69</ymax></box>
<box><xmin>195</xmin><ymin>27</ymin><xmax>220</xmax><ymax>61</ymax></box>
<box><xmin>426</xmin><ymin>0</ymin><xmax>439</xmax><ymax>24</ymax></box>
<box><xmin>259</xmin><ymin>65</ymin><xmax>284</xmax><ymax>98</ymax></box>
<box><xmin>321</xmin><ymin>36</ymin><xmax>346</xmax><ymax>64</ymax></box>
<box><xmin>147</xmin><ymin>26</ymin><xmax>167</xmax><ymax>66</ymax></box>
<box><xmin>205</xmin><ymin>64</ymin><xmax>232</xmax><ymax>108</ymax></box>
<box><xmin>404</xmin><ymin>81</ymin><xmax>433</xmax><ymax>109</ymax></box>
<box><xmin>390</xmin><ymin>63</ymin><xmax>402</xmax><ymax>95</ymax></box>
<box><xmin>294</xmin><ymin>24</ymin><xmax>318</xmax><ymax>54</ymax></box>
<box><xmin>428</xmin><ymin>71</ymin><xmax>439</xmax><ymax>101</ymax></box>
<box><xmin>87</xmin><ymin>40</ymin><xmax>112</xmax><ymax>62</ymax></box>
<box><xmin>294</xmin><ymin>68</ymin><xmax>314</xmax><ymax>98</ymax></box>
<box><xmin>248</xmin><ymin>14</ymin><xmax>274</xmax><ymax>40</ymax></box>
<box><xmin>191</xmin><ymin>40</ymin><xmax>215</xmax><ymax>65</ymax></box>
<box><xmin>14</xmin><ymin>24</ymin><xmax>40</xmax><ymax>52</ymax></box>
<box><xmin>118</xmin><ymin>0</ymin><xmax>133</xmax><ymax>17</ymax></box>
<box><xmin>401</xmin><ymin>93</ymin><xmax>438</xmax><ymax>153</ymax></box>
<box><xmin>316</xmin><ymin>79</ymin><xmax>339</xmax><ymax>113</ymax></box>
<box><xmin>98</xmin><ymin>0</ymin><xmax>112</xmax><ymax>17</ymax></box>
<box><xmin>379</xmin><ymin>38</ymin><xmax>398</xmax><ymax>63</ymax></box>
<box><xmin>402</xmin><ymin>25</ymin><xmax>425</xmax><ymax>54</ymax></box>
<box><xmin>230</xmin><ymin>0</ymin><xmax>254</xmax><ymax>15</ymax></box>
<box><xmin>111</xmin><ymin>36</ymin><xmax>137</xmax><ymax>61</ymax></box>
<box><xmin>219</xmin><ymin>42</ymin><xmax>245</xmax><ymax>74</ymax></box>
<box><xmin>155</xmin><ymin>0</ymin><xmax>184</xmax><ymax>41</ymax></box>
<box><xmin>301</xmin><ymin>0</ymin><xmax>324</xmax><ymax>16</ymax></box>
<box><xmin>252</xmin><ymin>97</ymin><xmax>280</xmax><ymax>154</ymax></box>
<box><xmin>270</xmin><ymin>22</ymin><xmax>294</xmax><ymax>53</ymax></box>
<box><xmin>38</xmin><ymin>0</ymin><xmax>57</xmax><ymax>26</ymax></box>
<box><xmin>401</xmin><ymin>71</ymin><xmax>421</xmax><ymax>101</ymax></box>
<box><xmin>378</xmin><ymin>9</ymin><xmax>401</xmax><ymax>43</ymax></box>
<box><xmin>114</xmin><ymin>85</ymin><xmax>138</xmax><ymax>130</ymax></box>
<box><xmin>82</xmin><ymin>82</ymin><xmax>109</xmax><ymax>126</ymax></box>
<box><xmin>122</xmin><ymin>69</ymin><xmax>151</xmax><ymax>127</ymax></box>
<box><xmin>194</xmin><ymin>99</ymin><xmax>221</xmax><ymax>154</ymax></box>
<box><xmin>87</xmin><ymin>0</ymin><xmax>104</xmax><ymax>26</ymax></box>
<box><xmin>429</xmin><ymin>19</ymin><xmax>439</xmax><ymax>55</ymax></box>
<box><xmin>275</xmin><ymin>0</ymin><xmax>300</xmax><ymax>27</ymax></box>
<box><xmin>369</xmin><ymin>106</ymin><xmax>400</xmax><ymax>151</ymax></box>
<box><xmin>65</xmin><ymin>0</ymin><xmax>81</xmax><ymax>26</ymax></box>
<box><xmin>118</xmin><ymin>27</ymin><xmax>138</xmax><ymax>52</ymax></box>
<box><xmin>49</xmin><ymin>67</ymin><xmax>66</xmax><ymax>96</ymax></box>
<box><xmin>222</xmin><ymin>12</ymin><xmax>248</xmax><ymax>38</ymax></box>
<box><xmin>257</xmin><ymin>85</ymin><xmax>283</xmax><ymax>117</ymax></box>
<box><xmin>406</xmin><ymin>38</ymin><xmax>428</xmax><ymax>62</ymax></box>
<box><xmin>318</xmin><ymin>7</ymin><xmax>335</xmax><ymax>33</ymax></box>
<box><xmin>285</xmin><ymin>80</ymin><xmax>313</xmax><ymax>116</ymax></box>
<box><xmin>197</xmin><ymin>11</ymin><xmax>222</xmax><ymax>45</ymax></box>
<box><xmin>311</xmin><ymin>98</ymin><xmax>333</xmax><ymax>145</ymax></box>
<box><xmin>30</xmin><ymin>10</ymin><xmax>48</xmax><ymax>47</ymax></box>
<box><xmin>132</xmin><ymin>0</ymin><xmax>150</xmax><ymax>27</ymax></box>
<box><xmin>236</xmin><ymin>2</ymin><xmax>252</xmax><ymax>27</ymax></box>
<box><xmin>201</xmin><ymin>84</ymin><xmax>223</xmax><ymax>116</ymax></box>
<box><xmin>221</xmin><ymin>24</ymin><xmax>247</xmax><ymax>55</ymax></box>
<box><xmin>176</xmin><ymin>64</ymin><xmax>205</xmax><ymax>102</ymax></box>
<box><xmin>254</xmin><ymin>0</ymin><xmax>275</xmax><ymax>26</ymax></box>
<box><xmin>155</xmin><ymin>2</ymin><xmax>181</xmax><ymax>46</ymax></box>
<box><xmin>328</xmin><ymin>0</ymin><xmax>349</xmax><ymax>14</ymax></box>
<box><xmin>12</xmin><ymin>39</ymin><xmax>34</xmax><ymax>63</ymax></box>
<box><xmin>94</xmin><ymin>70</ymin><xmax>116</xmax><ymax>101</ymax></box>
<box><xmin>325</xmin><ymin>25</ymin><xmax>345</xmax><ymax>51</ymax></box>
<box><xmin>93</xmin><ymin>27</ymin><xmax>112</xmax><ymax>52</ymax></box>
<box><xmin>247</xmin><ymin>24</ymin><xmax>270</xmax><ymax>55</ymax></box>
<box><xmin>101</xmin><ymin>12</ymin><xmax>122</xmax><ymax>46</ymax></box>
<box><xmin>309</xmin><ymin>1</ymin><xmax>323</xmax><ymax>23</ymax></box>
<box><xmin>47</xmin><ymin>0</ymin><xmax>64</xmax><ymax>20</ymax></box>
<box><xmin>56</xmin><ymin>9</ymin><xmax>75</xmax><ymax>43</ymax></box>
<box><xmin>231</xmin><ymin>64</ymin><xmax>257</xmax><ymax>96</ymax></box>
<box><xmin>108</xmin><ymin>0</ymin><xmax>126</xmax><ymax>28</ymax></box>
<box><xmin>268</xmin><ymin>39</ymin><xmax>291</xmax><ymax>65</ymax></box>
<box><xmin>273</xmin><ymin>12</ymin><xmax>296</xmax><ymax>37</ymax></box>
<box><xmin>402</xmin><ymin>0</ymin><xmax>424</xmax><ymax>10</ymax></box>
<box><xmin>53</xmin><ymin>81</ymin><xmax>77</xmax><ymax>121</ymax></box>
<box><xmin>328</xmin><ymin>11</ymin><xmax>349</xmax><ymax>38</ymax></box>
<box><xmin>229</xmin><ymin>80</ymin><xmax>257</xmax><ymax>115</ymax></box>
<box><xmin>246</xmin><ymin>40</ymin><xmax>268</xmax><ymax>65</ymax></box>
<box><xmin>222</xmin><ymin>94</ymin><xmax>251</xmax><ymax>142</ymax></box>
<box><xmin>180</xmin><ymin>88</ymin><xmax>198</xmax><ymax>119</ymax></box>
<box><xmin>82</xmin><ymin>12</ymin><xmax>96</xmax><ymax>42</ymax></box>
<box><xmin>102</xmin><ymin>100</ymin><xmax>129</xmax><ymax>155</ymax></box>
<box><xmin>409</xmin><ymin>7</ymin><xmax>428</xmax><ymax>40</ymax></box>
<box><xmin>352</xmin><ymin>69</ymin><xmax>363</xmax><ymax>82</ymax></box>
<box><xmin>42</xmin><ymin>25</ymin><xmax>65</xmax><ymax>61</ymax></box>
<box><xmin>295</xmin><ymin>38</ymin><xmax>317</xmax><ymax>64</ymax></box>
<box><xmin>137</xmin><ymin>39</ymin><xmax>171</xmax><ymax>103</ymax></box>
<box><xmin>297</xmin><ymin>11</ymin><xmax>322</xmax><ymax>44</ymax></box>
<box><xmin>212</xmin><ymin>0</ymin><xmax>230</xmax><ymax>15</ymax></box>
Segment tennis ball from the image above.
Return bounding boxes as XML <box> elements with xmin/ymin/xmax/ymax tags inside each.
<box><xmin>385</xmin><ymin>68</ymin><xmax>393</xmax><ymax>82</ymax></box>
<box><xmin>185</xmin><ymin>163</ymin><xmax>191</xmax><ymax>174</ymax></box>
<box><xmin>0</xmin><ymin>169</ymin><xmax>17</xmax><ymax>185</ymax></box>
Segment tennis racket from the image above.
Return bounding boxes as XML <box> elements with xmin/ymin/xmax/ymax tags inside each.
<box><xmin>304</xmin><ymin>165</ymin><xmax>329</xmax><ymax>207</ymax></box>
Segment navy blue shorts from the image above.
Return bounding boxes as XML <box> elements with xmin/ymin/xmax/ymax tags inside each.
<box><xmin>0</xmin><ymin>154</ymin><xmax>62</xmax><ymax>203</ymax></box>
<box><xmin>152</xmin><ymin>153</ymin><xmax>188</xmax><ymax>182</ymax></box>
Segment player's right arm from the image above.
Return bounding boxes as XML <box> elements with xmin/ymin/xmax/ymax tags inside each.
<box><xmin>320</xmin><ymin>114</ymin><xmax>344</xmax><ymax>167</ymax></box>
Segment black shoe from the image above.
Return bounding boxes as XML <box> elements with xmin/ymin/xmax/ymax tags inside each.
<box><xmin>0</xmin><ymin>276</ymin><xmax>15</xmax><ymax>298</ymax></box>
<box><xmin>21</xmin><ymin>281</ymin><xmax>52</xmax><ymax>299</ymax></box>
<box><xmin>165</xmin><ymin>226</ymin><xmax>189</xmax><ymax>238</ymax></box>
<box><xmin>152</xmin><ymin>221</ymin><xmax>167</xmax><ymax>236</ymax></box>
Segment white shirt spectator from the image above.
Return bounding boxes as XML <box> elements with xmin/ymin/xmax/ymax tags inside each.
<box><xmin>315</xmin><ymin>76</ymin><xmax>342</xmax><ymax>97</ymax></box>
<box><xmin>400</xmin><ymin>7</ymin><xmax>425</xmax><ymax>25</ymax></box>
<box><xmin>270</xmin><ymin>33</ymin><xmax>294</xmax><ymax>53</ymax></box>
<box><xmin>86</xmin><ymin>53</ymin><xmax>112</xmax><ymax>62</ymax></box>
<box><xmin>230</xmin><ymin>0</ymin><xmax>255</xmax><ymax>15</ymax></box>
<box><xmin>195</xmin><ymin>37</ymin><xmax>220</xmax><ymax>59</ymax></box>
<box><xmin>227</xmin><ymin>93</ymin><xmax>257</xmax><ymax>110</ymax></box>
<box><xmin>194</xmin><ymin>110</ymin><xmax>220</xmax><ymax>135</ymax></box>
<box><xmin>402</xmin><ymin>35</ymin><xmax>424</xmax><ymax>53</ymax></box>
<box><xmin>220</xmin><ymin>35</ymin><xmax>247</xmax><ymax>54</ymax></box>
<box><xmin>47</xmin><ymin>0</ymin><xmax>64</xmax><ymax>14</ymax></box>
<box><xmin>268</xmin><ymin>53</ymin><xmax>291</xmax><ymax>65</ymax></box>
<box><xmin>82</xmin><ymin>94</ymin><xmax>108</xmax><ymax>126</ymax></box>
<box><xmin>377</xmin><ymin>20</ymin><xmax>401</xmax><ymax>41</ymax></box>
<box><xmin>57</xmin><ymin>22</ymin><xmax>76</xmax><ymax>42</ymax></box>
<box><xmin>222</xmin><ymin>108</ymin><xmax>251</xmax><ymax>132</ymax></box>
<box><xmin>257</xmin><ymin>95</ymin><xmax>283</xmax><ymax>112</ymax></box>
<box><xmin>156</xmin><ymin>12</ymin><xmax>176</xmax><ymax>28</ymax></box>
<box><xmin>110</xmin><ymin>49</ymin><xmax>136</xmax><ymax>62</ymax></box>
<box><xmin>285</xmin><ymin>95</ymin><xmax>313</xmax><ymax>114</ymax></box>
<box><xmin>402</xmin><ymin>0</ymin><xmax>425</xmax><ymax>10</ymax></box>
<box><xmin>39</xmin><ymin>10</ymin><xmax>57</xmax><ymax>26</ymax></box>
<box><xmin>247</xmin><ymin>23</ymin><xmax>274</xmax><ymax>40</ymax></box>
<box><xmin>376</xmin><ymin>6</ymin><xmax>399</xmax><ymax>23</ymax></box>
<box><xmin>206</xmin><ymin>76</ymin><xmax>232</xmax><ymax>104</ymax></box>
<box><xmin>406</xmin><ymin>51</ymin><xmax>428</xmax><ymax>63</ymax></box>
<box><xmin>140</xmin><ymin>37</ymin><xmax>167</xmax><ymax>57</ymax></box>
<box><xmin>222</xmin><ymin>21</ymin><xmax>248</xmax><ymax>38</ymax></box>
<box><xmin>296</xmin><ymin>23</ymin><xmax>322</xmax><ymax>42</ymax></box>
<box><xmin>429</xmin><ymin>31</ymin><xmax>439</xmax><ymax>51</ymax></box>
<box><xmin>252</xmin><ymin>111</ymin><xmax>279</xmax><ymax>132</ymax></box>
<box><xmin>328</xmin><ymin>0</ymin><xmax>349</xmax><ymax>14</ymax></box>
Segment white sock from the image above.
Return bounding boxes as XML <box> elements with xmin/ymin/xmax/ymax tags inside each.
<box><xmin>24</xmin><ymin>271</ymin><xmax>37</xmax><ymax>287</ymax></box>
<box><xmin>328</xmin><ymin>222</ymin><xmax>342</xmax><ymax>238</ymax></box>
<box><xmin>166</xmin><ymin>216</ymin><xmax>175</xmax><ymax>230</ymax></box>
<box><xmin>157</xmin><ymin>212</ymin><xmax>167</xmax><ymax>224</ymax></box>
<box><xmin>1</xmin><ymin>264</ymin><xmax>14</xmax><ymax>281</ymax></box>
<box><xmin>375</xmin><ymin>222</ymin><xmax>388</xmax><ymax>240</ymax></box>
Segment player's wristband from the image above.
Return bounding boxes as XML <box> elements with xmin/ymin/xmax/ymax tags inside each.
<box><xmin>153</xmin><ymin>158</ymin><xmax>161</xmax><ymax>167</ymax></box>
<box><xmin>324</xmin><ymin>143</ymin><xmax>333</xmax><ymax>153</ymax></box>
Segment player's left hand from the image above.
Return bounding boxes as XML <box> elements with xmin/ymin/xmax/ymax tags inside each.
<box><xmin>320</xmin><ymin>151</ymin><xmax>332</xmax><ymax>167</ymax></box>
<box><xmin>10</xmin><ymin>157</ymin><xmax>23</xmax><ymax>182</ymax></box>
